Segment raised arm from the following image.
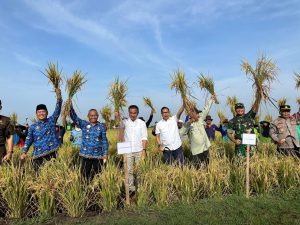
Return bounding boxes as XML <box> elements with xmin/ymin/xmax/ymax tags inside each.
<box><xmin>201</xmin><ymin>98</ymin><xmax>214</xmax><ymax>121</ymax></box>
<box><xmin>50</xmin><ymin>88</ymin><xmax>63</xmax><ymax>122</ymax></box>
<box><xmin>176</xmin><ymin>103</ymin><xmax>184</xmax><ymax>121</ymax></box>
<box><xmin>70</xmin><ymin>104</ymin><xmax>84</xmax><ymax>128</ymax></box>
<box><xmin>146</xmin><ymin>113</ymin><xmax>153</xmax><ymax>128</ymax></box>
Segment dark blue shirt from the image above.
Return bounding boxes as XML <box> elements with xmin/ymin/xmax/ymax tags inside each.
<box><xmin>22</xmin><ymin>98</ymin><xmax>62</xmax><ymax>159</ymax></box>
<box><xmin>205</xmin><ymin>124</ymin><xmax>221</xmax><ymax>141</ymax></box>
<box><xmin>70</xmin><ymin>106</ymin><xmax>109</xmax><ymax>159</ymax></box>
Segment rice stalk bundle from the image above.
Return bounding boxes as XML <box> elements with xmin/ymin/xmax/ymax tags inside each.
<box><xmin>254</xmin><ymin>114</ymin><xmax>260</xmax><ymax>125</ymax></box>
<box><xmin>92</xmin><ymin>160</ymin><xmax>123</xmax><ymax>212</ymax></box>
<box><xmin>43</xmin><ymin>62</ymin><xmax>63</xmax><ymax>91</ymax></box>
<box><xmin>100</xmin><ymin>105</ymin><xmax>112</xmax><ymax>128</ymax></box>
<box><xmin>226</xmin><ymin>96</ymin><xmax>238</xmax><ymax>116</ymax></box>
<box><xmin>62</xmin><ymin>70</ymin><xmax>87</xmax><ymax>126</ymax></box>
<box><xmin>217</xmin><ymin>111</ymin><xmax>226</xmax><ymax>123</ymax></box>
<box><xmin>264</xmin><ymin>114</ymin><xmax>273</xmax><ymax>123</ymax></box>
<box><xmin>9</xmin><ymin>112</ymin><xmax>18</xmax><ymax>126</ymax></box>
<box><xmin>297</xmin><ymin>97</ymin><xmax>300</xmax><ymax>106</ymax></box>
<box><xmin>198</xmin><ymin>73</ymin><xmax>219</xmax><ymax>104</ymax></box>
<box><xmin>108</xmin><ymin>77</ymin><xmax>128</xmax><ymax>126</ymax></box>
<box><xmin>294</xmin><ymin>72</ymin><xmax>300</xmax><ymax>89</ymax></box>
<box><xmin>0</xmin><ymin>164</ymin><xmax>32</xmax><ymax>218</ymax></box>
<box><xmin>143</xmin><ymin>97</ymin><xmax>156</xmax><ymax>113</ymax></box>
<box><xmin>277</xmin><ymin>98</ymin><xmax>287</xmax><ymax>107</ymax></box>
<box><xmin>170</xmin><ymin>68</ymin><xmax>195</xmax><ymax>113</ymax></box>
<box><xmin>241</xmin><ymin>55</ymin><xmax>278</xmax><ymax>107</ymax></box>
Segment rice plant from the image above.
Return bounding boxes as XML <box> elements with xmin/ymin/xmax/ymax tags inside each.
<box><xmin>61</xmin><ymin>70</ymin><xmax>87</xmax><ymax>125</ymax></box>
<box><xmin>226</xmin><ymin>96</ymin><xmax>238</xmax><ymax>116</ymax></box>
<box><xmin>217</xmin><ymin>111</ymin><xmax>226</xmax><ymax>124</ymax></box>
<box><xmin>143</xmin><ymin>97</ymin><xmax>156</xmax><ymax>113</ymax></box>
<box><xmin>198</xmin><ymin>73</ymin><xmax>219</xmax><ymax>104</ymax></box>
<box><xmin>42</xmin><ymin>62</ymin><xmax>63</xmax><ymax>91</ymax></box>
<box><xmin>56</xmin><ymin>164</ymin><xmax>90</xmax><ymax>218</ymax></box>
<box><xmin>294</xmin><ymin>72</ymin><xmax>300</xmax><ymax>89</ymax></box>
<box><xmin>170</xmin><ymin>68</ymin><xmax>194</xmax><ymax>113</ymax></box>
<box><xmin>297</xmin><ymin>97</ymin><xmax>300</xmax><ymax>106</ymax></box>
<box><xmin>241</xmin><ymin>55</ymin><xmax>278</xmax><ymax>108</ymax></box>
<box><xmin>277</xmin><ymin>98</ymin><xmax>287</xmax><ymax>107</ymax></box>
<box><xmin>100</xmin><ymin>105</ymin><xmax>112</xmax><ymax>128</ymax></box>
<box><xmin>0</xmin><ymin>163</ymin><xmax>32</xmax><ymax>218</ymax></box>
<box><xmin>108</xmin><ymin>77</ymin><xmax>128</xmax><ymax>126</ymax></box>
<box><xmin>91</xmin><ymin>160</ymin><xmax>123</xmax><ymax>212</ymax></box>
<box><xmin>264</xmin><ymin>114</ymin><xmax>273</xmax><ymax>123</ymax></box>
<box><xmin>9</xmin><ymin>112</ymin><xmax>18</xmax><ymax>126</ymax></box>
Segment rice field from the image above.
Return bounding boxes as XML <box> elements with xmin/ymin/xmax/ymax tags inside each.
<box><xmin>0</xmin><ymin>129</ymin><xmax>299</xmax><ymax>220</ymax></box>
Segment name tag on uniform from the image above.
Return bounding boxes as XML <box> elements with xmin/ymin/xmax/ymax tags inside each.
<box><xmin>242</xmin><ymin>133</ymin><xmax>256</xmax><ymax>145</ymax></box>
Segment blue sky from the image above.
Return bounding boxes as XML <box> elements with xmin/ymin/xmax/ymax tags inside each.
<box><xmin>0</xmin><ymin>0</ymin><xmax>300</xmax><ymax>124</ymax></box>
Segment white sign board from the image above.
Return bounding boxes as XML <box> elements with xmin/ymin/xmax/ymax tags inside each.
<box><xmin>117</xmin><ymin>142</ymin><xmax>132</xmax><ymax>154</ymax></box>
<box><xmin>242</xmin><ymin>133</ymin><xmax>256</xmax><ymax>145</ymax></box>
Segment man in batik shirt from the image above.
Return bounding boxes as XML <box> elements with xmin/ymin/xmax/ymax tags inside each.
<box><xmin>70</xmin><ymin>105</ymin><xmax>109</xmax><ymax>181</ymax></box>
<box><xmin>20</xmin><ymin>89</ymin><xmax>62</xmax><ymax>170</ymax></box>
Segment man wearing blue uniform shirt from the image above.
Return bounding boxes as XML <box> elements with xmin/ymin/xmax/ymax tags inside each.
<box><xmin>20</xmin><ymin>89</ymin><xmax>62</xmax><ymax>171</ymax></box>
<box><xmin>70</xmin><ymin>104</ymin><xmax>109</xmax><ymax>181</ymax></box>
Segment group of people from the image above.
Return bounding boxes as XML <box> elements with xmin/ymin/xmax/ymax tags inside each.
<box><xmin>1</xmin><ymin>88</ymin><xmax>300</xmax><ymax>191</ymax></box>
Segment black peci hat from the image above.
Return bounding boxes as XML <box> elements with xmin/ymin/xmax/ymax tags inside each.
<box><xmin>36</xmin><ymin>104</ymin><xmax>48</xmax><ymax>112</ymax></box>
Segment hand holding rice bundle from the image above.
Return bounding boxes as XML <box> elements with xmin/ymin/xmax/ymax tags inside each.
<box><xmin>198</xmin><ymin>74</ymin><xmax>219</xmax><ymax>104</ymax></box>
<box><xmin>62</xmin><ymin>70</ymin><xmax>87</xmax><ymax>125</ymax></box>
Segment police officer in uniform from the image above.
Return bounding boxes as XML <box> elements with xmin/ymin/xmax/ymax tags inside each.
<box><xmin>270</xmin><ymin>105</ymin><xmax>300</xmax><ymax>157</ymax></box>
<box><xmin>0</xmin><ymin>99</ymin><xmax>14</xmax><ymax>163</ymax></box>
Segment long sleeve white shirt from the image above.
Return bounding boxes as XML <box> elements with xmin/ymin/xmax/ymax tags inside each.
<box><xmin>120</xmin><ymin>118</ymin><xmax>148</xmax><ymax>152</ymax></box>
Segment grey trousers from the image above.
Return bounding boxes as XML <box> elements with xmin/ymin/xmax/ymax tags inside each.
<box><xmin>126</xmin><ymin>151</ymin><xmax>143</xmax><ymax>192</ymax></box>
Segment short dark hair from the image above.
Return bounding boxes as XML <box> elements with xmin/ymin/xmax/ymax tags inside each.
<box><xmin>128</xmin><ymin>105</ymin><xmax>139</xmax><ymax>113</ymax></box>
<box><xmin>88</xmin><ymin>109</ymin><xmax>98</xmax><ymax>115</ymax></box>
<box><xmin>161</xmin><ymin>107</ymin><xmax>170</xmax><ymax>114</ymax></box>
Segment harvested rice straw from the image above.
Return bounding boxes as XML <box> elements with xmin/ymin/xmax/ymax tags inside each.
<box><xmin>143</xmin><ymin>97</ymin><xmax>156</xmax><ymax>113</ymax></box>
<box><xmin>217</xmin><ymin>111</ymin><xmax>226</xmax><ymax>124</ymax></box>
<box><xmin>61</xmin><ymin>70</ymin><xmax>87</xmax><ymax>126</ymax></box>
<box><xmin>294</xmin><ymin>72</ymin><xmax>300</xmax><ymax>89</ymax></box>
<box><xmin>100</xmin><ymin>105</ymin><xmax>112</xmax><ymax>128</ymax></box>
<box><xmin>226</xmin><ymin>96</ymin><xmax>238</xmax><ymax>116</ymax></box>
<box><xmin>297</xmin><ymin>97</ymin><xmax>300</xmax><ymax>106</ymax></box>
<box><xmin>241</xmin><ymin>55</ymin><xmax>278</xmax><ymax>109</ymax></box>
<box><xmin>277</xmin><ymin>98</ymin><xmax>287</xmax><ymax>107</ymax></box>
<box><xmin>198</xmin><ymin>74</ymin><xmax>219</xmax><ymax>104</ymax></box>
<box><xmin>264</xmin><ymin>114</ymin><xmax>273</xmax><ymax>123</ymax></box>
<box><xmin>42</xmin><ymin>62</ymin><xmax>63</xmax><ymax>91</ymax></box>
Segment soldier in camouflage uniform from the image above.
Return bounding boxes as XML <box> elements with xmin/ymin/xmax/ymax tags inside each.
<box><xmin>0</xmin><ymin>99</ymin><xmax>14</xmax><ymax>163</ymax></box>
<box><xmin>227</xmin><ymin>101</ymin><xmax>260</xmax><ymax>157</ymax></box>
<box><xmin>270</xmin><ymin>105</ymin><xmax>300</xmax><ymax>157</ymax></box>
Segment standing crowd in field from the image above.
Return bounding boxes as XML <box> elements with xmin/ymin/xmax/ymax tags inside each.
<box><xmin>1</xmin><ymin>84</ymin><xmax>300</xmax><ymax>193</ymax></box>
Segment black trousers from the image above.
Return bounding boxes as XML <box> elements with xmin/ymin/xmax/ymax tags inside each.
<box><xmin>278</xmin><ymin>147</ymin><xmax>300</xmax><ymax>158</ymax></box>
<box><xmin>0</xmin><ymin>145</ymin><xmax>6</xmax><ymax>163</ymax></box>
<box><xmin>193</xmin><ymin>150</ymin><xmax>209</xmax><ymax>169</ymax></box>
<box><xmin>32</xmin><ymin>152</ymin><xmax>57</xmax><ymax>172</ymax></box>
<box><xmin>80</xmin><ymin>157</ymin><xmax>103</xmax><ymax>181</ymax></box>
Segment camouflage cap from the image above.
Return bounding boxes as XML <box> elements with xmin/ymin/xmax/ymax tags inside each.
<box><xmin>235</xmin><ymin>103</ymin><xmax>244</xmax><ymax>109</ymax></box>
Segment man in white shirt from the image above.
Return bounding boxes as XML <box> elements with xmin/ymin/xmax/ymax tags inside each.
<box><xmin>119</xmin><ymin>105</ymin><xmax>148</xmax><ymax>193</ymax></box>
<box><xmin>155</xmin><ymin>104</ymin><xmax>184</xmax><ymax>165</ymax></box>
